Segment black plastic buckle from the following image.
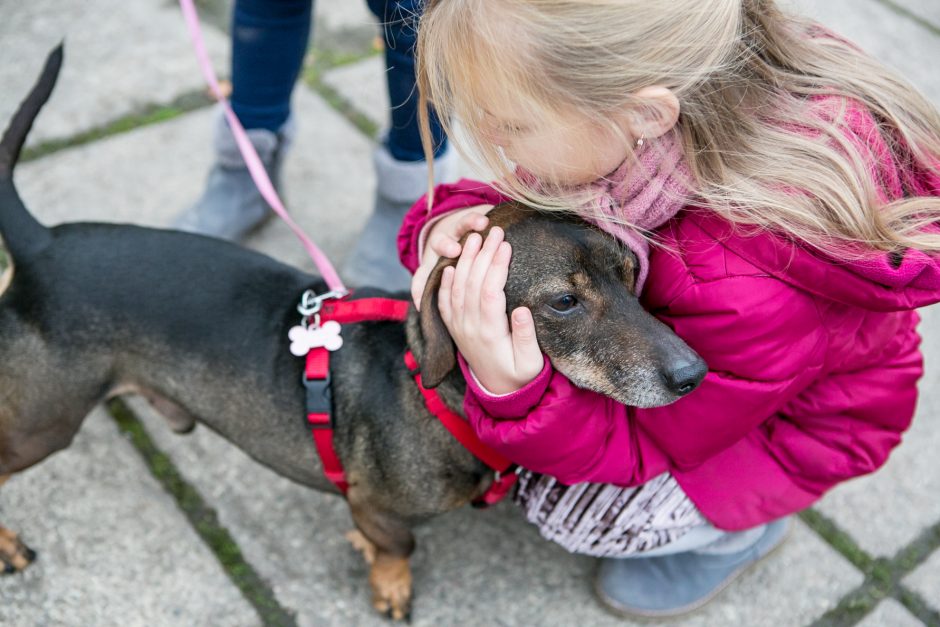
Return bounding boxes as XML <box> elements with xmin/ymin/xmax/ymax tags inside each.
<box><xmin>303</xmin><ymin>373</ymin><xmax>334</xmax><ymax>428</ymax></box>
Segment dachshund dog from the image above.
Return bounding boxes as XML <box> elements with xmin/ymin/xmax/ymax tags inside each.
<box><xmin>0</xmin><ymin>47</ymin><xmax>705</xmax><ymax>619</ymax></box>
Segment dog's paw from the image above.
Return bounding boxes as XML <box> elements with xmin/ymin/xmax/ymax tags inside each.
<box><xmin>345</xmin><ymin>529</ymin><xmax>377</xmax><ymax>565</ymax></box>
<box><xmin>0</xmin><ymin>526</ymin><xmax>37</xmax><ymax>574</ymax></box>
<box><xmin>369</xmin><ymin>555</ymin><xmax>412</xmax><ymax>622</ymax></box>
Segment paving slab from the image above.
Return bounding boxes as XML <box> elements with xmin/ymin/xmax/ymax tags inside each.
<box><xmin>816</xmin><ymin>306</ymin><xmax>940</xmax><ymax>557</ymax></box>
<box><xmin>886</xmin><ymin>0</ymin><xmax>940</xmax><ymax>30</ymax></box>
<box><xmin>790</xmin><ymin>0</ymin><xmax>940</xmax><ymax>104</ymax></box>
<box><xmin>313</xmin><ymin>0</ymin><xmax>379</xmax><ymax>56</ymax></box>
<box><xmin>322</xmin><ymin>56</ymin><xmax>389</xmax><ymax>133</ymax></box>
<box><xmin>141</xmin><ymin>0</ymin><xmax>377</xmax><ymax>53</ymax></box>
<box><xmin>315</xmin><ymin>0</ymin><xmax>377</xmax><ymax>33</ymax></box>
<box><xmin>0</xmin><ymin>0</ymin><xmax>228</xmax><ymax>149</ymax></box>
<box><xmin>905</xmin><ymin>548</ymin><xmax>940</xmax><ymax>612</ymax></box>
<box><xmin>131</xmin><ymin>396</ymin><xmax>863</xmax><ymax>626</ymax></box>
<box><xmin>856</xmin><ymin>599</ymin><xmax>926</xmax><ymax>627</ymax></box>
<box><xmin>0</xmin><ymin>408</ymin><xmax>257</xmax><ymax>626</ymax></box>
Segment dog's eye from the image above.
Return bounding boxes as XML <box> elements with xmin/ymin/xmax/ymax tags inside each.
<box><xmin>549</xmin><ymin>294</ymin><xmax>579</xmax><ymax>313</ymax></box>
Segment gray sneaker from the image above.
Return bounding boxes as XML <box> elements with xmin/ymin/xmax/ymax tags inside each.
<box><xmin>173</xmin><ymin>112</ymin><xmax>294</xmax><ymax>241</ymax></box>
<box><xmin>341</xmin><ymin>143</ymin><xmax>457</xmax><ymax>292</ymax></box>
<box><xmin>595</xmin><ymin>518</ymin><xmax>792</xmax><ymax>618</ymax></box>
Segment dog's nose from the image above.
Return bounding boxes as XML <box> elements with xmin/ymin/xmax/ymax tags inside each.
<box><xmin>662</xmin><ymin>359</ymin><xmax>707</xmax><ymax>397</ymax></box>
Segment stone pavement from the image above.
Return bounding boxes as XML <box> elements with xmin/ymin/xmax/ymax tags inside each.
<box><xmin>0</xmin><ymin>0</ymin><xmax>937</xmax><ymax>625</ymax></box>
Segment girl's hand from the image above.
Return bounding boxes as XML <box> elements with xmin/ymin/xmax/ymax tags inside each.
<box><xmin>437</xmin><ymin>227</ymin><xmax>544</xmax><ymax>395</ymax></box>
<box><xmin>411</xmin><ymin>206</ymin><xmax>492</xmax><ymax>310</ymax></box>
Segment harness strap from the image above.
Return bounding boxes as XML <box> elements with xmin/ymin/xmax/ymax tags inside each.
<box><xmin>404</xmin><ymin>350</ymin><xmax>520</xmax><ymax>507</ymax></box>
<box><xmin>301</xmin><ymin>296</ymin><xmax>519</xmax><ymax>505</ymax></box>
<box><xmin>304</xmin><ymin>346</ymin><xmax>347</xmax><ymax>493</ymax></box>
<box><xmin>302</xmin><ymin>297</ymin><xmax>409</xmax><ymax>495</ymax></box>
<box><xmin>319</xmin><ymin>298</ymin><xmax>410</xmax><ymax>324</ymax></box>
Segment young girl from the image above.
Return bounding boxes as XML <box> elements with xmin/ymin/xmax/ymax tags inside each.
<box><xmin>398</xmin><ymin>0</ymin><xmax>940</xmax><ymax>618</ymax></box>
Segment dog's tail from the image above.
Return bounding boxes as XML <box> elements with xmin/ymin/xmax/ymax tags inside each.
<box><xmin>0</xmin><ymin>45</ymin><xmax>62</xmax><ymax>259</ymax></box>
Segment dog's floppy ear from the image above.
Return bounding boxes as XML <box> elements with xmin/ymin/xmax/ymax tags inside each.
<box><xmin>419</xmin><ymin>257</ymin><xmax>458</xmax><ymax>388</ymax></box>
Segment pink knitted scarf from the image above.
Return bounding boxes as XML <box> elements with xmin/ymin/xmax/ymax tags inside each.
<box><xmin>582</xmin><ymin>131</ymin><xmax>694</xmax><ymax>293</ymax></box>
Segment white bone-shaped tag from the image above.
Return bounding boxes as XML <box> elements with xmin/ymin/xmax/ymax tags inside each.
<box><xmin>288</xmin><ymin>320</ymin><xmax>343</xmax><ymax>356</ymax></box>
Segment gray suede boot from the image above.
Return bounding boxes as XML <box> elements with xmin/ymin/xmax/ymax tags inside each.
<box><xmin>341</xmin><ymin>144</ymin><xmax>458</xmax><ymax>292</ymax></box>
<box><xmin>595</xmin><ymin>518</ymin><xmax>792</xmax><ymax>618</ymax></box>
<box><xmin>173</xmin><ymin>112</ymin><xmax>294</xmax><ymax>241</ymax></box>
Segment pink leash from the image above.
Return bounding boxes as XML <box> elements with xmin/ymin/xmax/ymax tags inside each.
<box><xmin>178</xmin><ymin>0</ymin><xmax>348</xmax><ymax>295</ymax></box>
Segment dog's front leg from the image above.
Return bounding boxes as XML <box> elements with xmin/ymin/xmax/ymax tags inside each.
<box><xmin>346</xmin><ymin>484</ymin><xmax>416</xmax><ymax>621</ymax></box>
<box><xmin>0</xmin><ymin>475</ymin><xmax>36</xmax><ymax>573</ymax></box>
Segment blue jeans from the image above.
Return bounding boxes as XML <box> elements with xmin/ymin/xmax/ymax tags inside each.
<box><xmin>230</xmin><ymin>0</ymin><xmax>446</xmax><ymax>161</ymax></box>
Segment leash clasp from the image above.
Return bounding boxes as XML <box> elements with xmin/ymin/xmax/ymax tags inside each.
<box><xmin>297</xmin><ymin>288</ymin><xmax>348</xmax><ymax>329</ymax></box>
<box><xmin>288</xmin><ymin>289</ymin><xmax>349</xmax><ymax>356</ymax></box>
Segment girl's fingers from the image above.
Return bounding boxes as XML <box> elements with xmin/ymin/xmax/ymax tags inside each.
<box><xmin>434</xmin><ymin>215</ymin><xmax>488</xmax><ymax>261</ymax></box>
<box><xmin>510</xmin><ymin>306</ymin><xmax>543</xmax><ymax>374</ymax></box>
<box><xmin>437</xmin><ymin>265</ymin><xmax>455</xmax><ymax>325</ymax></box>
<box><xmin>430</xmin><ymin>233</ymin><xmax>462</xmax><ymax>259</ymax></box>
<box><xmin>466</xmin><ymin>228</ymin><xmax>505</xmax><ymax>323</ymax></box>
<box><xmin>480</xmin><ymin>240</ymin><xmax>511</xmax><ymax>330</ymax></box>
<box><xmin>424</xmin><ymin>207</ymin><xmax>490</xmax><ymax>262</ymax></box>
<box><xmin>464</xmin><ymin>228</ymin><xmax>509</xmax><ymax>338</ymax></box>
<box><xmin>451</xmin><ymin>232</ymin><xmax>482</xmax><ymax>316</ymax></box>
<box><xmin>457</xmin><ymin>213</ymin><xmax>489</xmax><ymax>237</ymax></box>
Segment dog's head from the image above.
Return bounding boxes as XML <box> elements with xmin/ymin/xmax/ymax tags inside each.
<box><xmin>418</xmin><ymin>202</ymin><xmax>706</xmax><ymax>408</ymax></box>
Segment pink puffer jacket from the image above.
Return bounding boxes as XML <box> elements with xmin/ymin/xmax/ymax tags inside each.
<box><xmin>397</xmin><ymin>120</ymin><xmax>940</xmax><ymax>531</ymax></box>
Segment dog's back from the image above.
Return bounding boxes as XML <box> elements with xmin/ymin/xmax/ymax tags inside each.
<box><xmin>0</xmin><ymin>46</ymin><xmax>332</xmax><ymax>485</ymax></box>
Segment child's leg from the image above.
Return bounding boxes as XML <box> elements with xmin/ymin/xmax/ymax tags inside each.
<box><xmin>230</xmin><ymin>0</ymin><xmax>313</xmax><ymax>133</ymax></box>
<box><xmin>175</xmin><ymin>0</ymin><xmax>312</xmax><ymax>240</ymax></box>
<box><xmin>514</xmin><ymin>471</ymin><xmax>791</xmax><ymax>618</ymax></box>
<box><xmin>343</xmin><ymin>0</ymin><xmax>456</xmax><ymax>290</ymax></box>
<box><xmin>514</xmin><ymin>471</ymin><xmax>715</xmax><ymax>557</ymax></box>
<box><xmin>595</xmin><ymin>518</ymin><xmax>790</xmax><ymax>618</ymax></box>
<box><xmin>364</xmin><ymin>0</ymin><xmax>447</xmax><ymax>162</ymax></box>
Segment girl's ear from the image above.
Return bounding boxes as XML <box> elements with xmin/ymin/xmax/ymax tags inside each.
<box><xmin>625</xmin><ymin>86</ymin><xmax>681</xmax><ymax>141</ymax></box>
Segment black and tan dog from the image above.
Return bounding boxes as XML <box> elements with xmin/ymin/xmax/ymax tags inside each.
<box><xmin>0</xmin><ymin>48</ymin><xmax>706</xmax><ymax>619</ymax></box>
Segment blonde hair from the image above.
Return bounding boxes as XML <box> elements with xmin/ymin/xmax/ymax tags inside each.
<box><xmin>416</xmin><ymin>0</ymin><xmax>940</xmax><ymax>257</ymax></box>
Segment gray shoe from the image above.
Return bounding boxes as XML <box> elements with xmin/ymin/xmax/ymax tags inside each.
<box><xmin>595</xmin><ymin>518</ymin><xmax>792</xmax><ymax>618</ymax></box>
<box><xmin>173</xmin><ymin>112</ymin><xmax>294</xmax><ymax>241</ymax></box>
<box><xmin>341</xmin><ymin>143</ymin><xmax>457</xmax><ymax>292</ymax></box>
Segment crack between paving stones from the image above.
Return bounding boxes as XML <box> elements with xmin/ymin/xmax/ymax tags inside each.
<box><xmin>106</xmin><ymin>397</ymin><xmax>298</xmax><ymax>627</ymax></box>
<box><xmin>21</xmin><ymin>89</ymin><xmax>215</xmax><ymax>163</ymax></box>
<box><xmin>303</xmin><ymin>48</ymin><xmax>383</xmax><ymax>141</ymax></box>
<box><xmin>809</xmin><ymin>580</ymin><xmax>940</xmax><ymax>627</ymax></box>
<box><xmin>800</xmin><ymin>510</ymin><xmax>940</xmax><ymax>626</ymax></box>
<box><xmin>897</xmin><ymin>584</ymin><xmax>940</xmax><ymax>626</ymax></box>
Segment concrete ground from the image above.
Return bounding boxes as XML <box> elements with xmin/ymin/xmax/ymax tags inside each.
<box><xmin>0</xmin><ymin>0</ymin><xmax>938</xmax><ymax>625</ymax></box>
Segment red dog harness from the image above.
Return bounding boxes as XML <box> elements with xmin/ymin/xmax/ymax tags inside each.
<box><xmin>298</xmin><ymin>294</ymin><xmax>519</xmax><ymax>507</ymax></box>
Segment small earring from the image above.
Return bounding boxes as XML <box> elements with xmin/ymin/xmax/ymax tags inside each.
<box><xmin>635</xmin><ymin>136</ymin><xmax>646</xmax><ymax>148</ymax></box>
